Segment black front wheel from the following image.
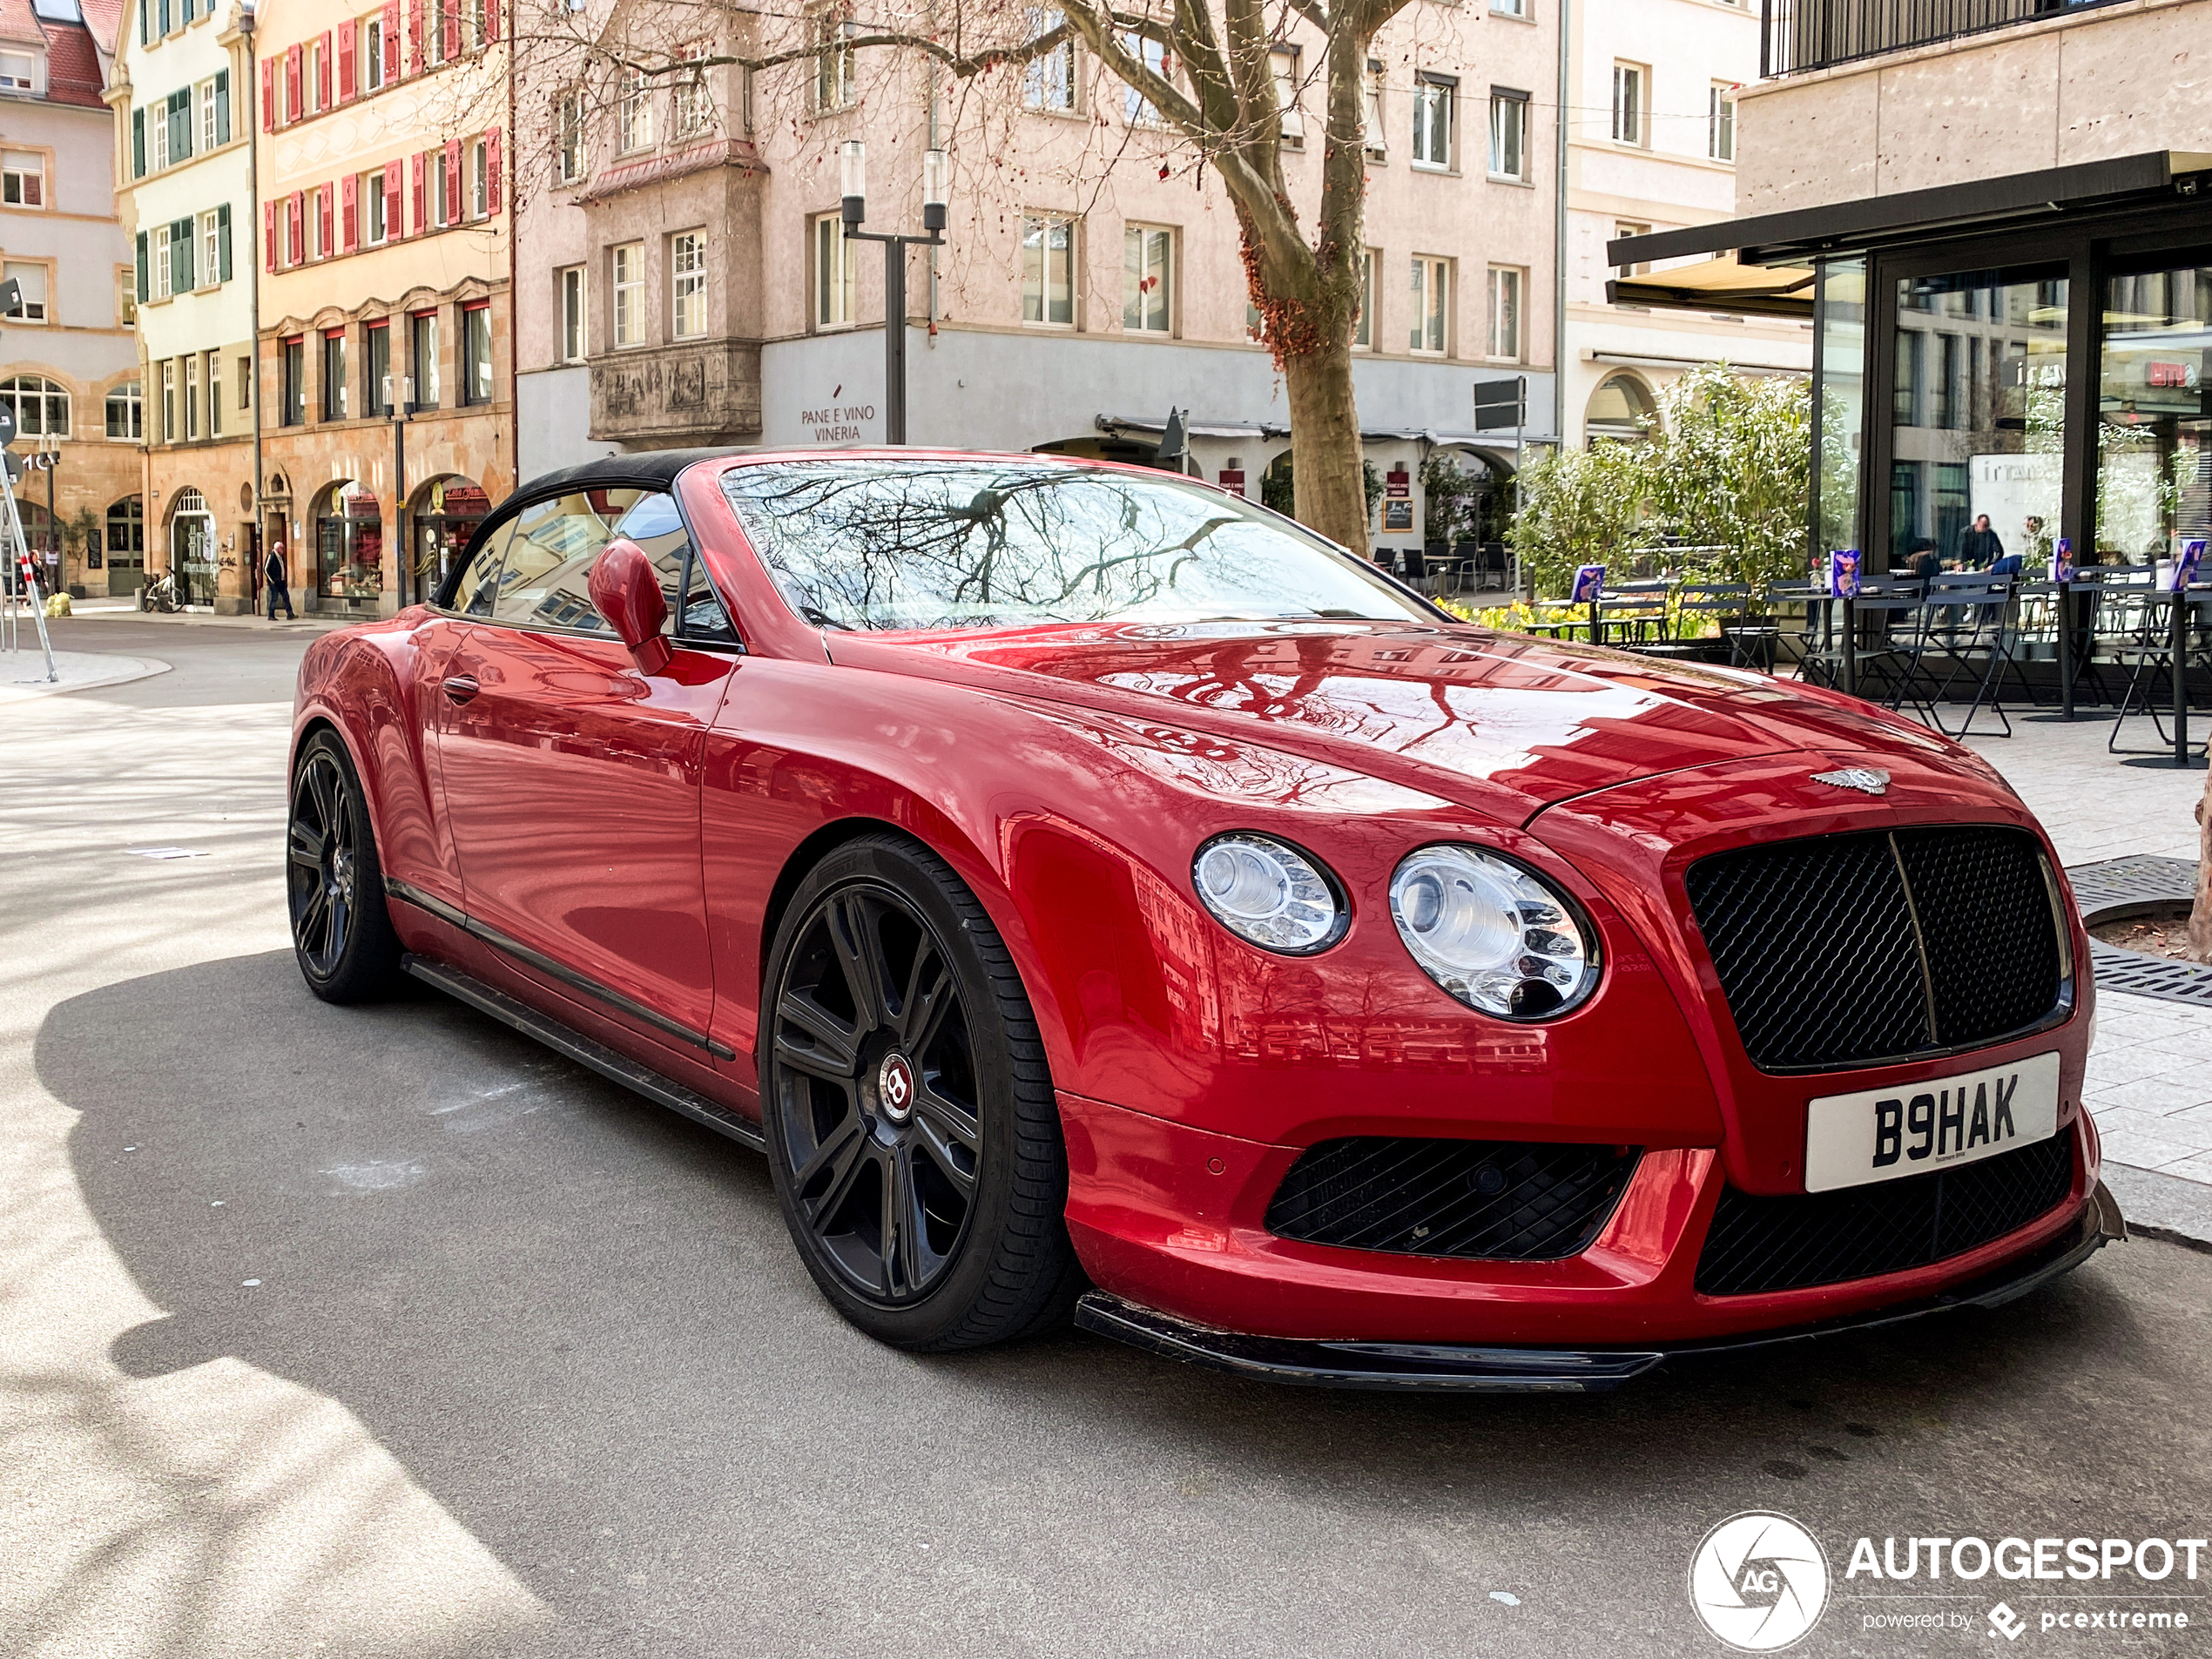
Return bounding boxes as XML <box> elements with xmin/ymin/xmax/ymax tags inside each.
<box><xmin>287</xmin><ymin>731</ymin><xmax>403</xmax><ymax>1001</ymax></box>
<box><xmin>761</xmin><ymin>835</ymin><xmax>1082</xmax><ymax>1351</ymax></box>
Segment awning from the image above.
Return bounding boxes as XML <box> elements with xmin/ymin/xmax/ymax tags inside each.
<box><xmin>1605</xmin><ymin>260</ymin><xmax>1817</xmax><ymax>320</ymax></box>
<box><xmin>1095</xmin><ymin>414</ymin><xmax>1279</xmax><ymax>441</ymax></box>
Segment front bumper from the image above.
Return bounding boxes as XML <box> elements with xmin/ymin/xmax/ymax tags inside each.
<box><xmin>1075</xmin><ymin>1181</ymin><xmax>2125</xmax><ymax>1393</ymax></box>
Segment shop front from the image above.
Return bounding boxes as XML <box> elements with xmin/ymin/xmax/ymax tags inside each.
<box><xmin>1610</xmin><ymin>150</ymin><xmax>2212</xmax><ymax>578</ymax></box>
<box><xmin>411</xmin><ymin>476</ymin><xmax>491</xmax><ymax>599</ymax></box>
<box><xmin>169</xmin><ymin>489</ymin><xmax>219</xmax><ymax>607</ymax></box>
<box><xmin>315</xmin><ymin>481</ymin><xmax>386</xmax><ymax>611</ymax></box>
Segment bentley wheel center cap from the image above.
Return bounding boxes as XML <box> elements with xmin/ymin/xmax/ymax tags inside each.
<box><xmin>878</xmin><ymin>1052</ymin><xmax>917</xmax><ymax>1124</ymax></box>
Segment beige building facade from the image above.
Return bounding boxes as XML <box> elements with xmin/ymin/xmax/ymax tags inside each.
<box><xmin>253</xmin><ymin>0</ymin><xmax>511</xmax><ymax>617</ymax></box>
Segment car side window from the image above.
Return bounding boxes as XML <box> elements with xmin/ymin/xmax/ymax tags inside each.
<box><xmin>610</xmin><ymin>492</ymin><xmax>738</xmax><ymax>646</ymax></box>
<box><xmin>489</xmin><ymin>488</ymin><xmax>646</xmax><ymax>634</ymax></box>
<box><xmin>450</xmin><ymin>521</ymin><xmax>513</xmax><ymax>617</ymax></box>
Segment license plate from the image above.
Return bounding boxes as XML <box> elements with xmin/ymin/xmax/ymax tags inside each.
<box><xmin>1804</xmin><ymin>1051</ymin><xmax>2061</xmax><ymax>1194</ymax></box>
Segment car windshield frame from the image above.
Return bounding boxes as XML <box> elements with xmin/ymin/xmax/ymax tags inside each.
<box><xmin>718</xmin><ymin>458</ymin><xmax>1437</xmax><ymax>634</ymax></box>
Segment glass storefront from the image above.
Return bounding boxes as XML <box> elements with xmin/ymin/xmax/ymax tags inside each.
<box><xmin>2097</xmin><ymin>264</ymin><xmax>2212</xmax><ymax>563</ymax></box>
<box><xmin>1887</xmin><ymin>268</ymin><xmax>2067</xmax><ymax>573</ymax></box>
<box><xmin>171</xmin><ymin>489</ymin><xmax>218</xmax><ymax>606</ymax></box>
<box><xmin>1814</xmin><ymin>258</ymin><xmax>1865</xmax><ymax>556</ymax></box>
<box><xmin>412</xmin><ymin>477</ymin><xmax>490</xmax><ymax>599</ymax></box>
<box><xmin>317</xmin><ymin>481</ymin><xmax>385</xmax><ymax>604</ymax></box>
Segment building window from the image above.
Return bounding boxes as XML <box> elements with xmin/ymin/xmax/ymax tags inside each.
<box><xmin>152</xmin><ymin>224</ymin><xmax>173</xmax><ymax>300</ymax></box>
<box><xmin>1</xmin><ymin>374</ymin><xmax>70</xmax><ymax>436</ymax></box>
<box><xmin>1271</xmin><ymin>47</ymin><xmax>1303</xmax><ymax>146</ymax></box>
<box><xmin>281</xmin><ymin>336</ymin><xmax>305</xmax><ymax>425</ymax></box>
<box><xmin>2</xmin><ymin>150</ymin><xmax>45</xmax><ymax>206</ymax></box>
<box><xmin>2</xmin><ymin>259</ymin><xmax>48</xmax><ymax>322</ymax></box>
<box><xmin>1487</xmin><ymin>264</ymin><xmax>1523</xmax><ymax>360</ymax></box>
<box><xmin>1491</xmin><ymin>0</ymin><xmax>1526</xmax><ymax>13</ymax></box>
<box><xmin>612</xmin><ymin>241</ymin><xmax>645</xmax><ymax>344</ymax></box>
<box><xmin>159</xmin><ymin>358</ymin><xmax>177</xmax><ymax>440</ymax></box>
<box><xmin>323</xmin><ymin>329</ymin><xmax>347</xmax><ymax>419</ymax></box>
<box><xmin>184</xmin><ymin>353</ymin><xmax>200</xmax><ymax>438</ymax></box>
<box><xmin>462</xmin><ymin>302</ymin><xmax>491</xmax><ymax>403</ymax></box>
<box><xmin>107</xmin><ymin>499</ymin><xmax>145</xmax><ymax>565</ymax></box>
<box><xmin>1709</xmin><ymin>83</ymin><xmax>1736</xmax><ymax>162</ymax></box>
<box><xmin>207</xmin><ymin>351</ymin><xmax>221</xmax><ymax>435</ymax></box>
<box><xmin>469</xmin><ymin>138</ymin><xmax>488</xmax><ymax>218</ymax></box>
<box><xmin>1122</xmin><ymin>224</ymin><xmax>1172</xmax><ymax>334</ymax></box>
<box><xmin>411</xmin><ymin>310</ymin><xmax>438</xmax><ymax>408</ymax></box>
<box><xmin>433</xmin><ymin>147</ymin><xmax>450</xmax><ymax>226</ymax></box>
<box><xmin>200</xmin><ymin>209</ymin><xmax>221</xmax><ymax>287</ymax></box>
<box><xmin>1488</xmin><ymin>90</ymin><xmax>1527</xmax><ymax>180</ymax></box>
<box><xmin>1022</xmin><ymin>213</ymin><xmax>1076</xmax><ymax>326</ymax></box>
<box><xmin>620</xmin><ymin>67</ymin><xmax>653</xmax><ymax>152</ymax></box>
<box><xmin>672</xmin><ymin>51</ymin><xmax>707</xmax><ymax>138</ymax></box>
<box><xmin>1123</xmin><ymin>32</ymin><xmax>1169</xmax><ymax>125</ymax></box>
<box><xmin>364</xmin><ymin>17</ymin><xmax>384</xmax><ymax>90</ymax></box>
<box><xmin>199</xmin><ymin>78</ymin><xmax>219</xmax><ymax>150</ymax></box>
<box><xmin>365</xmin><ymin>320</ymin><xmax>390</xmax><ymax>414</ymax></box>
<box><xmin>1022</xmin><ymin>8</ymin><xmax>1074</xmax><ymax>111</ymax></box>
<box><xmin>469</xmin><ymin>0</ymin><xmax>487</xmax><ymax>51</ymax></box>
<box><xmin>1411</xmin><ymin>76</ymin><xmax>1453</xmax><ymax>170</ymax></box>
<box><xmin>105</xmin><ymin>379</ymin><xmax>143</xmax><ymax>440</ymax></box>
<box><xmin>0</xmin><ymin>51</ymin><xmax>37</xmax><ymax>91</ymax></box>
<box><xmin>1354</xmin><ymin>247</ymin><xmax>1375</xmax><ymax>349</ymax></box>
<box><xmin>671</xmin><ymin>232</ymin><xmax>707</xmax><ymax>338</ymax></box>
<box><xmin>237</xmin><ymin>355</ymin><xmax>251</xmax><ymax>408</ymax></box>
<box><xmin>1362</xmin><ymin>60</ymin><xmax>1386</xmax><ymax>157</ymax></box>
<box><xmin>556</xmin><ymin>90</ymin><xmax>584</xmax><ymax>180</ymax></box>
<box><xmin>363</xmin><ymin>168</ymin><xmax>388</xmax><ymax>242</ymax></box>
<box><xmin>559</xmin><ymin>266</ymin><xmax>586</xmax><ymax>360</ymax></box>
<box><xmin>1409</xmin><ymin>254</ymin><xmax>1447</xmax><ymax>354</ymax></box>
<box><xmin>814</xmin><ymin>16</ymin><xmax>854</xmax><ymax>111</ymax></box>
<box><xmin>1614</xmin><ymin>220</ymin><xmax>1650</xmax><ymax>277</ymax></box>
<box><xmin>1611</xmin><ymin>63</ymin><xmax>1645</xmax><ymax>146</ymax></box>
<box><xmin>813</xmin><ymin>214</ymin><xmax>854</xmax><ymax>329</ymax></box>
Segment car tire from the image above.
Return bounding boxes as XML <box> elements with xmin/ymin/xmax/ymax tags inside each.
<box><xmin>760</xmin><ymin>833</ymin><xmax>1083</xmax><ymax>1352</ymax></box>
<box><xmin>287</xmin><ymin>729</ymin><xmax>405</xmax><ymax>1003</ymax></box>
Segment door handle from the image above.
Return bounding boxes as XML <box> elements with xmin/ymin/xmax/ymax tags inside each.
<box><xmin>442</xmin><ymin>674</ymin><xmax>480</xmax><ymax>704</ymax></box>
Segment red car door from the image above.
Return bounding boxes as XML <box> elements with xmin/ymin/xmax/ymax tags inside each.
<box><xmin>433</xmin><ymin>487</ymin><xmax>736</xmax><ymax>1059</ymax></box>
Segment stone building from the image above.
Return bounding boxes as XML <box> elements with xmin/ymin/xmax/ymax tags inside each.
<box><xmin>512</xmin><ymin>1</ymin><xmax>1564</xmax><ymax>550</ymax></box>
<box><xmin>2</xmin><ymin>0</ymin><xmax>143</xmax><ymax>597</ymax></box>
<box><xmin>253</xmin><ymin>0</ymin><xmax>511</xmax><ymax>617</ymax></box>
<box><xmin>109</xmin><ymin>0</ymin><xmax>256</xmax><ymax>607</ymax></box>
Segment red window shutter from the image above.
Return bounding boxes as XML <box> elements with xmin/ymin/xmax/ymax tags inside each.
<box><xmin>318</xmin><ymin>185</ymin><xmax>333</xmax><ymax>257</ymax></box>
<box><xmin>485</xmin><ymin>126</ymin><xmax>501</xmax><ymax>215</ymax></box>
<box><xmin>443</xmin><ymin>138</ymin><xmax>461</xmax><ymax>225</ymax></box>
<box><xmin>384</xmin><ymin>158</ymin><xmax>402</xmax><ymax>238</ymax></box>
<box><xmin>341</xmin><ymin>172</ymin><xmax>357</xmax><ymax>250</ymax></box>
<box><xmin>407</xmin><ymin>0</ymin><xmax>423</xmax><ymax>73</ymax></box>
<box><xmin>263</xmin><ymin>199</ymin><xmax>276</xmax><ymax>269</ymax></box>
<box><xmin>381</xmin><ymin>0</ymin><xmax>399</xmax><ymax>79</ymax></box>
<box><xmin>284</xmin><ymin>43</ymin><xmax>301</xmax><ymax>122</ymax></box>
<box><xmin>483</xmin><ymin>0</ymin><xmax>497</xmax><ymax>44</ymax></box>
<box><xmin>441</xmin><ymin>0</ymin><xmax>457</xmax><ymax>55</ymax></box>
<box><xmin>260</xmin><ymin>57</ymin><xmax>273</xmax><ymax>129</ymax></box>
<box><xmin>317</xmin><ymin>31</ymin><xmax>332</xmax><ymax>106</ymax></box>
<box><xmin>409</xmin><ymin>151</ymin><xmax>424</xmax><ymax>233</ymax></box>
<box><xmin>337</xmin><ymin>25</ymin><xmax>354</xmax><ymax>103</ymax></box>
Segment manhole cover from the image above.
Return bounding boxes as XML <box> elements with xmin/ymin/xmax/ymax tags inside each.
<box><xmin>2066</xmin><ymin>855</ymin><xmax>2212</xmax><ymax>1007</ymax></box>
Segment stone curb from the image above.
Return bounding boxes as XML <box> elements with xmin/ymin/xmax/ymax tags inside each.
<box><xmin>2102</xmin><ymin>1163</ymin><xmax>2212</xmax><ymax>1252</ymax></box>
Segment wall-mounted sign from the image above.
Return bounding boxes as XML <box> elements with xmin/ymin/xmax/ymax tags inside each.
<box><xmin>1386</xmin><ymin>467</ymin><xmax>1411</xmax><ymax>501</ymax></box>
<box><xmin>1382</xmin><ymin>500</ymin><xmax>1413</xmax><ymax>532</ymax></box>
<box><xmin>1217</xmin><ymin>469</ymin><xmax>1245</xmax><ymax>494</ymax></box>
<box><xmin>802</xmin><ymin>401</ymin><xmax>877</xmax><ymax>443</ymax></box>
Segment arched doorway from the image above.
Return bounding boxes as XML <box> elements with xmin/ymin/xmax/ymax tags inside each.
<box><xmin>169</xmin><ymin>489</ymin><xmax>217</xmax><ymax>606</ymax></box>
<box><xmin>1259</xmin><ymin>449</ymin><xmax>1296</xmax><ymax>516</ymax></box>
<box><xmin>314</xmin><ymin>480</ymin><xmax>385</xmax><ymax>606</ymax></box>
<box><xmin>1585</xmin><ymin>373</ymin><xmax>1659</xmax><ymax>444</ymax></box>
<box><xmin>106</xmin><ymin>496</ymin><xmax>145</xmax><ymax>592</ymax></box>
<box><xmin>411</xmin><ymin>475</ymin><xmax>491</xmax><ymax>598</ymax></box>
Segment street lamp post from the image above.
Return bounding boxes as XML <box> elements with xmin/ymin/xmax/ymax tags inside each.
<box><xmin>840</xmin><ymin>142</ymin><xmax>948</xmax><ymax>445</ymax></box>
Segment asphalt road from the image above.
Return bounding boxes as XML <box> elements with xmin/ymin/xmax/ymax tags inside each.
<box><xmin>3</xmin><ymin>617</ymin><xmax>2207</xmax><ymax>1659</ymax></box>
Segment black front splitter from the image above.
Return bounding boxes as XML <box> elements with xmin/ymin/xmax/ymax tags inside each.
<box><xmin>1073</xmin><ymin>1183</ymin><xmax>2126</xmax><ymax>1394</ymax></box>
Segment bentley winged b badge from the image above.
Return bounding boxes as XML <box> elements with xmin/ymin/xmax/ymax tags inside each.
<box><xmin>1811</xmin><ymin>767</ymin><xmax>1891</xmax><ymax>796</ymax></box>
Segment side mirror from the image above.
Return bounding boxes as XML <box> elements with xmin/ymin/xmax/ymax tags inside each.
<box><xmin>589</xmin><ymin>538</ymin><xmax>673</xmax><ymax>674</ymax></box>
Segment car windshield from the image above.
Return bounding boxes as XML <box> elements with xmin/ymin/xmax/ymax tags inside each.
<box><xmin>719</xmin><ymin>459</ymin><xmax>1433</xmax><ymax>631</ymax></box>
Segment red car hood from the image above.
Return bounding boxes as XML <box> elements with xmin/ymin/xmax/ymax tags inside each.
<box><xmin>825</xmin><ymin>619</ymin><xmax>1970</xmax><ymax>823</ymax></box>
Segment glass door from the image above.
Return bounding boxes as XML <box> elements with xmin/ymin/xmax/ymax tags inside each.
<box><xmin>2098</xmin><ymin>264</ymin><xmax>2212</xmax><ymax>565</ymax></box>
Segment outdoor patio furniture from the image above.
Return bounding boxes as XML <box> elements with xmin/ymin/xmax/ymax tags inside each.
<box><xmin>1915</xmin><ymin>574</ymin><xmax>2030</xmax><ymax>737</ymax></box>
<box><xmin>1631</xmin><ymin>583</ymin><xmax>1756</xmax><ymax>664</ymax></box>
<box><xmin>2105</xmin><ymin>585</ymin><xmax>2212</xmax><ymax>759</ymax></box>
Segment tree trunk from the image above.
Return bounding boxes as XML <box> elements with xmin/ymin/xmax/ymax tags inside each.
<box><xmin>2191</xmin><ymin>764</ymin><xmax>2211</xmax><ymax>962</ymax></box>
<box><xmin>1282</xmin><ymin>335</ymin><xmax>1369</xmax><ymax>558</ymax></box>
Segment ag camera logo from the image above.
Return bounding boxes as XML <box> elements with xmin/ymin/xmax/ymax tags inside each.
<box><xmin>1689</xmin><ymin>1512</ymin><xmax>1831</xmax><ymax>1651</ymax></box>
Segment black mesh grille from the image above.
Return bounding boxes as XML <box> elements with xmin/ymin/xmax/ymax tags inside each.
<box><xmin>1695</xmin><ymin>1130</ymin><xmax>2077</xmax><ymax>1296</ymax></box>
<box><xmin>1684</xmin><ymin>826</ymin><xmax>2064</xmax><ymax>1073</ymax></box>
<box><xmin>1265</xmin><ymin>1138</ymin><xmax>1638</xmax><ymax>1261</ymax></box>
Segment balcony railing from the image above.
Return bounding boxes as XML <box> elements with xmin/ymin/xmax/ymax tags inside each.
<box><xmin>1762</xmin><ymin>0</ymin><xmax>2134</xmax><ymax>78</ymax></box>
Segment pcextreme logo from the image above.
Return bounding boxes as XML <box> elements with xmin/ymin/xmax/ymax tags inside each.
<box><xmin>1689</xmin><ymin>1512</ymin><xmax>1832</xmax><ymax>1652</ymax></box>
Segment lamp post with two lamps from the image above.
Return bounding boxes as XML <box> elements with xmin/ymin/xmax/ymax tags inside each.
<box><xmin>840</xmin><ymin>141</ymin><xmax>948</xmax><ymax>445</ymax></box>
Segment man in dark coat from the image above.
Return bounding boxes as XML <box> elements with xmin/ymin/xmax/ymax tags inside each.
<box><xmin>265</xmin><ymin>542</ymin><xmax>294</xmax><ymax>620</ymax></box>
<box><xmin>1957</xmin><ymin>515</ymin><xmax>2005</xmax><ymax>570</ymax></box>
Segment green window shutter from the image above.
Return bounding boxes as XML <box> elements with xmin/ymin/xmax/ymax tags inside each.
<box><xmin>132</xmin><ymin>109</ymin><xmax>145</xmax><ymax>177</ymax></box>
<box><xmin>214</xmin><ymin>70</ymin><xmax>230</xmax><ymax>145</ymax></box>
<box><xmin>135</xmin><ymin>232</ymin><xmax>148</xmax><ymax>303</ymax></box>
<box><xmin>172</xmin><ymin>217</ymin><xmax>191</xmax><ymax>292</ymax></box>
<box><xmin>173</xmin><ymin>91</ymin><xmax>191</xmax><ymax>160</ymax></box>
<box><xmin>218</xmin><ymin>204</ymin><xmax>233</xmax><ymax>281</ymax></box>
<box><xmin>138</xmin><ymin>0</ymin><xmax>147</xmax><ymax>46</ymax></box>
<box><xmin>156</xmin><ymin>0</ymin><xmax>167</xmax><ymax>34</ymax></box>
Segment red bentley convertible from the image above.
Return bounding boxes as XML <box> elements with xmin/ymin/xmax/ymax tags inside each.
<box><xmin>287</xmin><ymin>449</ymin><xmax>2120</xmax><ymax>1391</ymax></box>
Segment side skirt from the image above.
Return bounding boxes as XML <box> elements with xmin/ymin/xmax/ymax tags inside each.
<box><xmin>403</xmin><ymin>954</ymin><xmax>765</xmax><ymax>1153</ymax></box>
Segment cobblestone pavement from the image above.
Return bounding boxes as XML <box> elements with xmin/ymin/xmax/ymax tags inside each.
<box><xmin>1960</xmin><ymin>718</ymin><xmax>2211</xmax><ymax>1206</ymax></box>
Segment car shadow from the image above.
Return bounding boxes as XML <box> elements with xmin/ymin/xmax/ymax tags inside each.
<box><xmin>40</xmin><ymin>951</ymin><xmax>2187</xmax><ymax>1656</ymax></box>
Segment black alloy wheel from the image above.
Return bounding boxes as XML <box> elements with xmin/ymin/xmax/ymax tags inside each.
<box><xmin>762</xmin><ymin>835</ymin><xmax>1082</xmax><ymax>1350</ymax></box>
<box><xmin>287</xmin><ymin>732</ymin><xmax>403</xmax><ymax>1002</ymax></box>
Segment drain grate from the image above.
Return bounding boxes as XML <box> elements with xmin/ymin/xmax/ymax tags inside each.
<box><xmin>2065</xmin><ymin>856</ymin><xmax>2212</xmax><ymax>1008</ymax></box>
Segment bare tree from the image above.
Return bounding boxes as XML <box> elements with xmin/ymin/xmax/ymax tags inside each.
<box><xmin>504</xmin><ymin>0</ymin><xmax>1454</xmax><ymax>556</ymax></box>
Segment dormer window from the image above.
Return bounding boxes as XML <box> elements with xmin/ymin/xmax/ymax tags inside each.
<box><xmin>0</xmin><ymin>51</ymin><xmax>40</xmax><ymax>92</ymax></box>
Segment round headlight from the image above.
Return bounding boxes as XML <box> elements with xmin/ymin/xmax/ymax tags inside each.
<box><xmin>1192</xmin><ymin>833</ymin><xmax>1348</xmax><ymax>955</ymax></box>
<box><xmin>1388</xmin><ymin>845</ymin><xmax>1600</xmax><ymax>1019</ymax></box>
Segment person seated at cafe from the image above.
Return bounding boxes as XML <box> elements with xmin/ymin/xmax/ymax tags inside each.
<box><xmin>1957</xmin><ymin>515</ymin><xmax>2005</xmax><ymax>570</ymax></box>
<box><xmin>1902</xmin><ymin>536</ymin><xmax>1940</xmax><ymax>583</ymax></box>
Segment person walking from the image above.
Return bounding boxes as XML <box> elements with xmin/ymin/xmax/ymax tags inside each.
<box><xmin>1958</xmin><ymin>514</ymin><xmax>2005</xmax><ymax>570</ymax></box>
<box><xmin>265</xmin><ymin>542</ymin><xmax>294</xmax><ymax>620</ymax></box>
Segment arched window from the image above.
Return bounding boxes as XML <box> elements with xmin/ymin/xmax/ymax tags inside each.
<box><xmin>1585</xmin><ymin>372</ymin><xmax>1658</xmax><ymax>444</ymax></box>
<box><xmin>0</xmin><ymin>374</ymin><xmax>71</xmax><ymax>438</ymax></box>
<box><xmin>105</xmin><ymin>380</ymin><xmax>143</xmax><ymax>441</ymax></box>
